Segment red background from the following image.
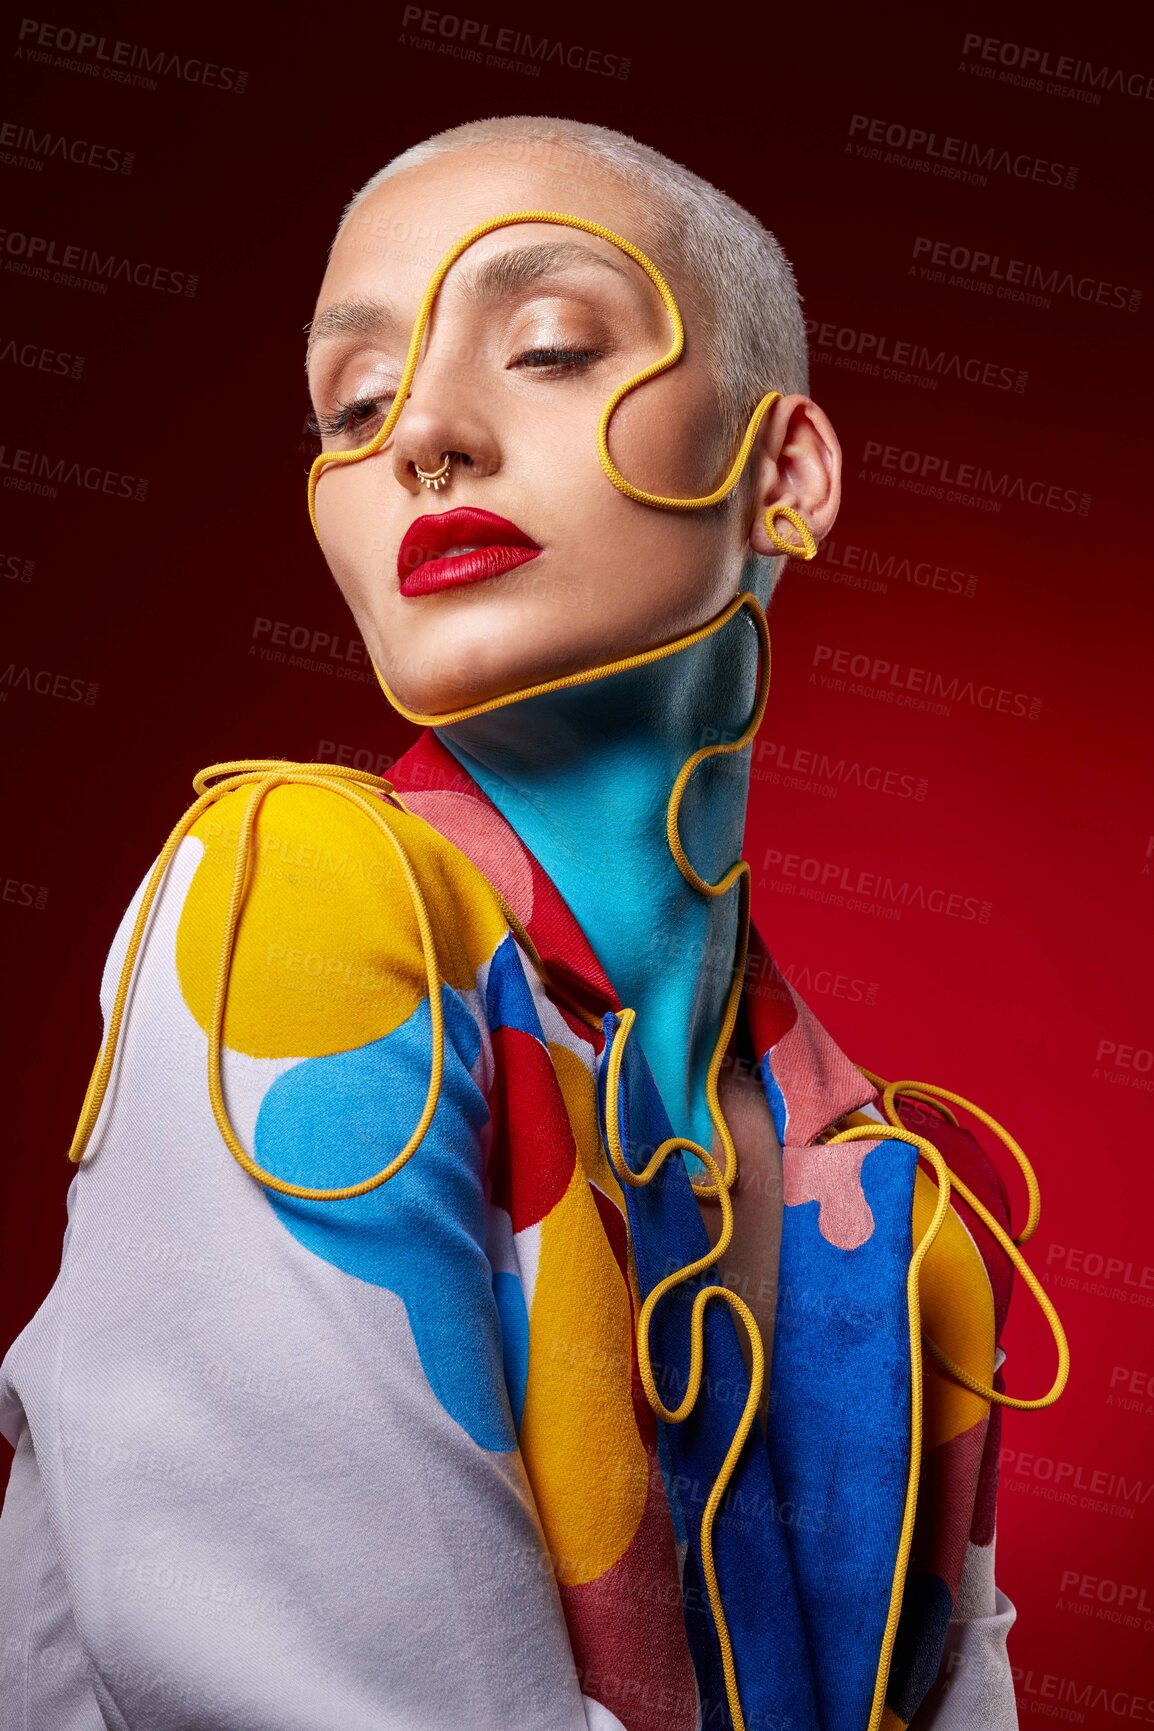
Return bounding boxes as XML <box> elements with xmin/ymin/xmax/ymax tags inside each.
<box><xmin>3</xmin><ymin>1</ymin><xmax>1152</xmax><ymax>1721</ymax></box>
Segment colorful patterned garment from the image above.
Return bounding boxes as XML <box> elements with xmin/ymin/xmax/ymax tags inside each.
<box><xmin>0</xmin><ymin>729</ymin><xmax>1051</xmax><ymax>1731</ymax></box>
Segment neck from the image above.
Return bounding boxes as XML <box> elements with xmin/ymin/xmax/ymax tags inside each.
<box><xmin>433</xmin><ymin>595</ymin><xmax>762</xmax><ymax>1155</ymax></box>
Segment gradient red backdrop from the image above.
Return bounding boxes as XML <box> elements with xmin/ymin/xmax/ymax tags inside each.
<box><xmin>3</xmin><ymin>1</ymin><xmax>1152</xmax><ymax>1723</ymax></box>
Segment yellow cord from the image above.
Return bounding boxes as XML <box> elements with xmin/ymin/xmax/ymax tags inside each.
<box><xmin>602</xmin><ymin>1006</ymin><xmax>763</xmax><ymax>1730</ymax></box>
<box><xmin>366</xmin><ymin>589</ymin><xmax>753</xmax><ymax>729</ymax></box>
<box><xmin>68</xmin><ymin>763</ymin><xmax>447</xmax><ymax>1201</ymax></box>
<box><xmin>306</xmin><ymin>208</ymin><xmax>782</xmax><ymax>537</ymax></box>
<box><xmin>868</xmin><ymin>1072</ymin><xmax>1041</xmax><ymax>1244</ymax></box>
<box><xmin>811</xmin><ymin>1121</ymin><xmax>955</xmax><ymax>1731</ymax></box>
<box><xmin>844</xmin><ymin>1074</ymin><xmax>1068</xmax><ymax>1411</ymax></box>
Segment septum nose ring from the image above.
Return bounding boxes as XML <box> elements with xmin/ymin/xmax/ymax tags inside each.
<box><xmin>414</xmin><ymin>454</ymin><xmax>452</xmax><ymax>492</ymax></box>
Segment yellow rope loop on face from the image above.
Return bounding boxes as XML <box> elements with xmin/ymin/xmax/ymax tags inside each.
<box><xmin>67</xmin><ymin>761</ymin><xmax>454</xmax><ymax>1202</ymax></box>
<box><xmin>307</xmin><ymin>207</ymin><xmax>786</xmax><ymax>533</ymax></box>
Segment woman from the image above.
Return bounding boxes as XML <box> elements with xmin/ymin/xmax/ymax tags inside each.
<box><xmin>0</xmin><ymin>116</ymin><xmax>1066</xmax><ymax>1731</ymax></box>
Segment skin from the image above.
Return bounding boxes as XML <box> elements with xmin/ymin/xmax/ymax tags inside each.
<box><xmin>305</xmin><ymin>144</ymin><xmax>844</xmax><ymax>715</ymax></box>
<box><xmin>707</xmin><ymin>1010</ymin><xmax>786</xmax><ymax>1443</ymax></box>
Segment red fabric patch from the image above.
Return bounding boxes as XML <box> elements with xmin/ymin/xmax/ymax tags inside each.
<box><xmin>486</xmin><ymin>1024</ymin><xmax>577</xmax><ymax>1232</ymax></box>
<box><xmin>558</xmin><ymin>1461</ymin><xmax>697</xmax><ymax>1731</ymax></box>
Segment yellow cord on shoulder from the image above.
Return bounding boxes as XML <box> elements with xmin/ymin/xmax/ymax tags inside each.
<box><xmin>855</xmin><ymin>1065</ymin><xmax>1041</xmax><ymax>1243</ymax></box>
<box><xmin>66</xmin><ymin>757</ymin><xmax>611</xmax><ymax>1202</ymax></box>
<box><xmin>67</xmin><ymin>762</ymin><xmax>448</xmax><ymax>1201</ymax></box>
<box><xmin>846</xmin><ymin>1071</ymin><xmax>1068</xmax><ymax>1411</ymax></box>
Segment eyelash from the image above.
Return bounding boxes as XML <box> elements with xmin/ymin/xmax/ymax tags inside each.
<box><xmin>308</xmin><ymin>347</ymin><xmax>603</xmax><ymax>439</ymax></box>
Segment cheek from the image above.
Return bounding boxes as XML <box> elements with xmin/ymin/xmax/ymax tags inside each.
<box><xmin>314</xmin><ymin>467</ymin><xmax>391</xmax><ymax>592</ymax></box>
<box><xmin>597</xmin><ymin>376</ymin><xmax>733</xmax><ymax>499</ymax></box>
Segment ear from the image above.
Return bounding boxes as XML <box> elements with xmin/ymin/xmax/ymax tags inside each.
<box><xmin>747</xmin><ymin>395</ymin><xmax>842</xmax><ymax>559</ymax></box>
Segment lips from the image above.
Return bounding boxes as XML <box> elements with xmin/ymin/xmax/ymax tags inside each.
<box><xmin>397</xmin><ymin>507</ymin><xmax>542</xmax><ymax>597</ymax></box>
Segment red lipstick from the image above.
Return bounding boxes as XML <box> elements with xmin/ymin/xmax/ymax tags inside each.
<box><xmin>397</xmin><ymin>507</ymin><xmax>542</xmax><ymax>597</ymax></box>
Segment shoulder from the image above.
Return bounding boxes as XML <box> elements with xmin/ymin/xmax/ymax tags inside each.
<box><xmin>134</xmin><ymin>761</ymin><xmax>511</xmax><ymax>1062</ymax></box>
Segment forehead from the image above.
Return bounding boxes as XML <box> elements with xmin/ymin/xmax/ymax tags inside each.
<box><xmin>316</xmin><ymin>144</ymin><xmax>662</xmax><ymax>308</ymax></box>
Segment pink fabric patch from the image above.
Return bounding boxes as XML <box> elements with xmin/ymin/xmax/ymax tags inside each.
<box><xmin>399</xmin><ymin>789</ymin><xmax>535</xmax><ymax>924</ymax></box>
<box><xmin>782</xmin><ymin>1138</ymin><xmax>878</xmax><ymax>1249</ymax></box>
<box><xmin>768</xmin><ymin>1006</ymin><xmax>876</xmax><ymax>1149</ymax></box>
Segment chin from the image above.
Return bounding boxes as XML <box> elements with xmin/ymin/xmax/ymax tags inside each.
<box><xmin>374</xmin><ymin>614</ymin><xmax>550</xmax><ymax>716</ymax></box>
<box><xmin>378</xmin><ymin>644</ymin><xmax>534</xmax><ymax>717</ymax></box>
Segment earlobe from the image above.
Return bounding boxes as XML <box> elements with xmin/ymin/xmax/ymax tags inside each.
<box><xmin>762</xmin><ymin>503</ymin><xmax>819</xmax><ymax>561</ymax></box>
<box><xmin>747</xmin><ymin>395</ymin><xmax>842</xmax><ymax>560</ymax></box>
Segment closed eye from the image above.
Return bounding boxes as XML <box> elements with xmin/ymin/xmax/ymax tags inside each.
<box><xmin>308</xmin><ymin>391</ymin><xmax>396</xmax><ymax>440</ymax></box>
<box><xmin>510</xmin><ymin>347</ymin><xmax>603</xmax><ymax>373</ymax></box>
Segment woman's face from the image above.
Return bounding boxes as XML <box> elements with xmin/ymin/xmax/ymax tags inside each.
<box><xmin>306</xmin><ymin>148</ymin><xmax>767</xmax><ymax>715</ymax></box>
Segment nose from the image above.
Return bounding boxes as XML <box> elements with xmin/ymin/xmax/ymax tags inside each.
<box><xmin>390</xmin><ymin>350</ymin><xmax>499</xmax><ymax>496</ymax></box>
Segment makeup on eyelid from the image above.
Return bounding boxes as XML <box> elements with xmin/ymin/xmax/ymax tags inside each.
<box><xmin>307</xmin><ymin>269</ymin><xmax>639</xmax><ymax>435</ymax></box>
<box><xmin>312</xmin><ymin>342</ymin><xmax>608</xmax><ymax>445</ymax></box>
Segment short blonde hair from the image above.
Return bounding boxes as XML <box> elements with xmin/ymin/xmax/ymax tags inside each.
<box><xmin>335</xmin><ymin>114</ymin><xmax>810</xmax><ymax>451</ymax></box>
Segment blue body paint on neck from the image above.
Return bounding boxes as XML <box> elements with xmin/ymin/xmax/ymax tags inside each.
<box><xmin>435</xmin><ymin>601</ymin><xmax>760</xmax><ymax>1162</ymax></box>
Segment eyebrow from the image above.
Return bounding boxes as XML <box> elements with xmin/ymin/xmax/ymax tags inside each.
<box><xmin>305</xmin><ymin>240</ymin><xmax>632</xmax><ymax>368</ymax></box>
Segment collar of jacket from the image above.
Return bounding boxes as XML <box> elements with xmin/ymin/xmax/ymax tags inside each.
<box><xmin>387</xmin><ymin>726</ymin><xmax>880</xmax><ymax>1145</ymax></box>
